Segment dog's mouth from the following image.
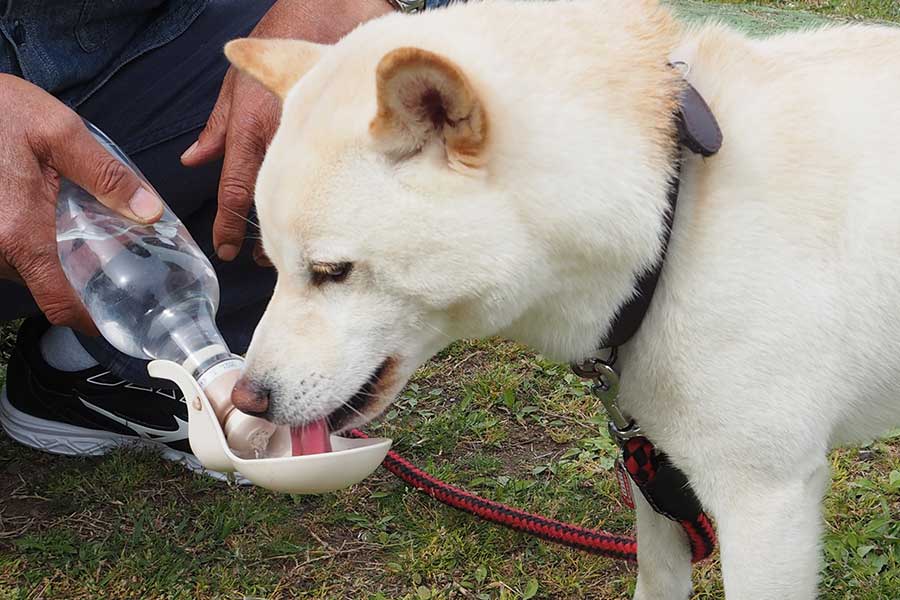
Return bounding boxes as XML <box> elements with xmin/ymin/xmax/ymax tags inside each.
<box><xmin>286</xmin><ymin>357</ymin><xmax>396</xmax><ymax>457</ymax></box>
<box><xmin>325</xmin><ymin>357</ymin><xmax>396</xmax><ymax>432</ymax></box>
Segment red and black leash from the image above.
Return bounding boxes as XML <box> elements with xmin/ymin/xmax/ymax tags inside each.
<box><xmin>349</xmin><ymin>429</ymin><xmax>716</xmax><ymax>563</ymax></box>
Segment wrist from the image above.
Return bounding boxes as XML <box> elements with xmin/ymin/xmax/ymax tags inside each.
<box><xmin>358</xmin><ymin>0</ymin><xmax>395</xmax><ymax>17</ymax></box>
<box><xmin>253</xmin><ymin>0</ymin><xmax>393</xmax><ymax>44</ymax></box>
<box><xmin>330</xmin><ymin>0</ymin><xmax>393</xmax><ymax>23</ymax></box>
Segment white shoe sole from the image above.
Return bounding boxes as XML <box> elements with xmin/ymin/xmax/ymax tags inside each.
<box><xmin>0</xmin><ymin>386</ymin><xmax>248</xmax><ymax>484</ymax></box>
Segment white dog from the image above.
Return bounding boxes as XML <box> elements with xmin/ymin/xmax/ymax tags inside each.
<box><xmin>224</xmin><ymin>1</ymin><xmax>900</xmax><ymax>598</ymax></box>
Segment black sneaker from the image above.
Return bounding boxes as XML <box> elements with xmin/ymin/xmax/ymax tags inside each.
<box><xmin>0</xmin><ymin>317</ymin><xmax>240</xmax><ymax>482</ymax></box>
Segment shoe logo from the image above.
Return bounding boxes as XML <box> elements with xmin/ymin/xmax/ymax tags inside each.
<box><xmin>86</xmin><ymin>371</ymin><xmax>183</xmax><ymax>402</ymax></box>
<box><xmin>78</xmin><ymin>396</ymin><xmax>189</xmax><ymax>444</ymax></box>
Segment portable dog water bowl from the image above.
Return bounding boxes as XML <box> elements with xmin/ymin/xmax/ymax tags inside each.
<box><xmin>148</xmin><ymin>360</ymin><xmax>392</xmax><ymax>494</ymax></box>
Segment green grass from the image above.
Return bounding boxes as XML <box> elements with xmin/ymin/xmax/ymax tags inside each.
<box><xmin>2</xmin><ymin>2</ymin><xmax>900</xmax><ymax>599</ymax></box>
<box><xmin>1</xmin><ymin>334</ymin><xmax>897</xmax><ymax>599</ymax></box>
<box><xmin>713</xmin><ymin>0</ymin><xmax>900</xmax><ymax>22</ymax></box>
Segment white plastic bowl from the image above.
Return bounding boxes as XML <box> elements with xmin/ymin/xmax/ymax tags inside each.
<box><xmin>148</xmin><ymin>360</ymin><xmax>392</xmax><ymax>494</ymax></box>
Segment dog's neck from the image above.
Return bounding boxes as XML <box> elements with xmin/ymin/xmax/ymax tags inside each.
<box><xmin>500</xmin><ymin>82</ymin><xmax>722</xmax><ymax>361</ymax></box>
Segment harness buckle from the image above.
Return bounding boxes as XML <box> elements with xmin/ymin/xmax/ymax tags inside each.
<box><xmin>571</xmin><ymin>356</ymin><xmax>643</xmax><ymax>446</ymax></box>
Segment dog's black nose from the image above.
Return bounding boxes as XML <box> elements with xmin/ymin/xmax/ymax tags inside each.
<box><xmin>231</xmin><ymin>376</ymin><xmax>269</xmax><ymax>416</ymax></box>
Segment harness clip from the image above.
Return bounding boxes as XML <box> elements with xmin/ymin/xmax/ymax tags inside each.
<box><xmin>572</xmin><ymin>357</ymin><xmax>643</xmax><ymax>446</ymax></box>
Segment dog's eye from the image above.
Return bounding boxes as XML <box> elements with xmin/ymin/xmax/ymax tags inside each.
<box><xmin>310</xmin><ymin>261</ymin><xmax>353</xmax><ymax>286</ymax></box>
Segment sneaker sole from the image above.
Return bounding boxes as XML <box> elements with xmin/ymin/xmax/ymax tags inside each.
<box><xmin>0</xmin><ymin>386</ymin><xmax>248</xmax><ymax>484</ymax></box>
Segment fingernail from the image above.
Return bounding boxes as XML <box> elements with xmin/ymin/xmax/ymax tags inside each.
<box><xmin>217</xmin><ymin>244</ymin><xmax>239</xmax><ymax>261</ymax></box>
<box><xmin>181</xmin><ymin>140</ymin><xmax>199</xmax><ymax>161</ymax></box>
<box><xmin>129</xmin><ymin>188</ymin><xmax>163</xmax><ymax>220</ymax></box>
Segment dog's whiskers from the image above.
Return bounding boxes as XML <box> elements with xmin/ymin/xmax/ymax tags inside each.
<box><xmin>339</xmin><ymin>399</ymin><xmax>368</xmax><ymax>419</ymax></box>
<box><xmin>417</xmin><ymin>320</ymin><xmax>453</xmax><ymax>341</ymax></box>
<box><xmin>220</xmin><ymin>204</ymin><xmax>261</xmax><ymax>230</ymax></box>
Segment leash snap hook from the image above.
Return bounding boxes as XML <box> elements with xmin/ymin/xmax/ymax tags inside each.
<box><xmin>590</xmin><ymin>363</ymin><xmax>642</xmax><ymax>444</ymax></box>
<box><xmin>572</xmin><ymin>357</ymin><xmax>642</xmax><ymax>445</ymax></box>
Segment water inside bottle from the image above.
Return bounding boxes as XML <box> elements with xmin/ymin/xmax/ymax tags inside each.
<box><xmin>56</xmin><ymin>179</ymin><xmax>222</xmax><ymax>365</ymax></box>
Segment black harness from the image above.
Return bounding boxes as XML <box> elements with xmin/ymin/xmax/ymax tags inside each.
<box><xmin>575</xmin><ymin>79</ymin><xmax>722</xmax><ymax>541</ymax></box>
<box><xmin>600</xmin><ymin>81</ymin><xmax>722</xmax><ymax>348</ymax></box>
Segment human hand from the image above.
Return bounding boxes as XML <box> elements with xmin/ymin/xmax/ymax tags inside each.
<box><xmin>0</xmin><ymin>75</ymin><xmax>163</xmax><ymax>332</ymax></box>
<box><xmin>180</xmin><ymin>0</ymin><xmax>392</xmax><ymax>265</ymax></box>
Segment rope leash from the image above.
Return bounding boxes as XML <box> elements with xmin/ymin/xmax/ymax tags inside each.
<box><xmin>348</xmin><ymin>429</ymin><xmax>716</xmax><ymax>563</ymax></box>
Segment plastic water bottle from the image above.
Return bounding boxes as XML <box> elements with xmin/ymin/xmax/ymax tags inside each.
<box><xmin>55</xmin><ymin>121</ymin><xmax>276</xmax><ymax>458</ymax></box>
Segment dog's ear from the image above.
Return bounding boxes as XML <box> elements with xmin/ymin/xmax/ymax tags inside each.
<box><xmin>224</xmin><ymin>38</ymin><xmax>324</xmax><ymax>100</ymax></box>
<box><xmin>370</xmin><ymin>47</ymin><xmax>488</xmax><ymax>173</ymax></box>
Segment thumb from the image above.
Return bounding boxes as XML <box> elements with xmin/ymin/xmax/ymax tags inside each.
<box><xmin>51</xmin><ymin>120</ymin><xmax>163</xmax><ymax>224</ymax></box>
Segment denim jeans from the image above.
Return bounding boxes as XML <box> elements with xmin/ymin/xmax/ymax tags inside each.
<box><xmin>0</xmin><ymin>0</ymin><xmax>277</xmax><ymax>385</ymax></box>
<box><xmin>0</xmin><ymin>0</ymin><xmax>207</xmax><ymax>107</ymax></box>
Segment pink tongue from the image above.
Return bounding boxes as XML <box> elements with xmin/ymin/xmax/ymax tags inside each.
<box><xmin>290</xmin><ymin>419</ymin><xmax>332</xmax><ymax>456</ymax></box>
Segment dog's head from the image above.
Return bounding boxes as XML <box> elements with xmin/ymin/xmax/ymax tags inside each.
<box><xmin>225</xmin><ymin>3</ymin><xmax>682</xmax><ymax>430</ymax></box>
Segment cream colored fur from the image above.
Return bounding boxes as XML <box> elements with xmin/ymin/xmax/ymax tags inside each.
<box><xmin>228</xmin><ymin>2</ymin><xmax>900</xmax><ymax>598</ymax></box>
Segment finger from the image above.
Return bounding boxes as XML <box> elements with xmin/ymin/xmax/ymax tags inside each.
<box><xmin>9</xmin><ymin>235</ymin><xmax>97</xmax><ymax>334</ymax></box>
<box><xmin>181</xmin><ymin>71</ymin><xmax>235</xmax><ymax>166</ymax></box>
<box><xmin>213</xmin><ymin>108</ymin><xmax>275</xmax><ymax>260</ymax></box>
<box><xmin>46</xmin><ymin>117</ymin><xmax>163</xmax><ymax>224</ymax></box>
<box><xmin>252</xmin><ymin>241</ymin><xmax>273</xmax><ymax>268</ymax></box>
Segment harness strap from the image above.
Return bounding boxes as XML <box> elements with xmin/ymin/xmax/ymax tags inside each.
<box><xmin>588</xmin><ymin>77</ymin><xmax>722</xmax><ymax>549</ymax></box>
<box><xmin>599</xmin><ymin>80</ymin><xmax>721</xmax><ymax>348</ymax></box>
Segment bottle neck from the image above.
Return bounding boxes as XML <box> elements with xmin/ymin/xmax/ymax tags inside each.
<box><xmin>189</xmin><ymin>353</ymin><xmax>277</xmax><ymax>459</ymax></box>
<box><xmin>190</xmin><ymin>348</ymin><xmax>244</xmax><ymax>395</ymax></box>
<box><xmin>144</xmin><ymin>297</ymin><xmax>225</xmax><ymax>364</ymax></box>
<box><xmin>191</xmin><ymin>351</ymin><xmax>245</xmax><ymax>423</ymax></box>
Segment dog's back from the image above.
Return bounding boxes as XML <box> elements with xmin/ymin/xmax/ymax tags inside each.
<box><xmin>631</xmin><ymin>22</ymin><xmax>900</xmax><ymax>449</ymax></box>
